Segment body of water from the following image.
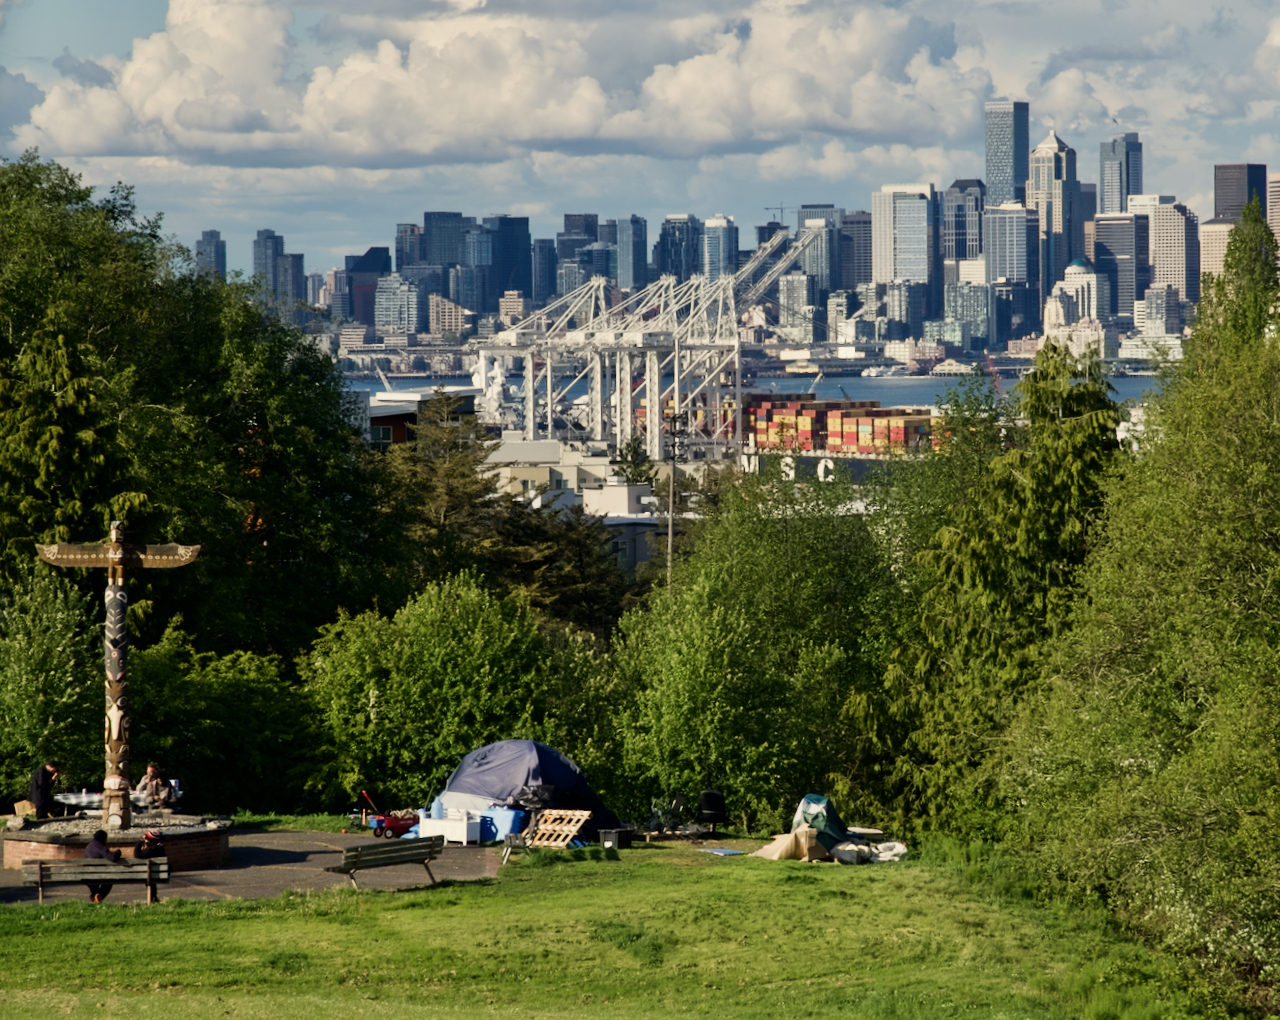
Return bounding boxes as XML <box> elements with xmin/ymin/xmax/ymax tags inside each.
<box><xmin>347</xmin><ymin>370</ymin><xmax>1162</xmax><ymax>409</ymax></box>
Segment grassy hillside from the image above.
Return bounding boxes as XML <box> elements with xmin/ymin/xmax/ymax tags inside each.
<box><xmin>0</xmin><ymin>840</ymin><xmax>1230</xmax><ymax>1019</ymax></box>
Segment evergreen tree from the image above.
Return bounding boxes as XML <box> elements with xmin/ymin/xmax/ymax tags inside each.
<box><xmin>1000</xmin><ymin>197</ymin><xmax>1280</xmax><ymax>1004</ymax></box>
<box><xmin>887</xmin><ymin>344</ymin><xmax>1120</xmax><ymax>832</ymax></box>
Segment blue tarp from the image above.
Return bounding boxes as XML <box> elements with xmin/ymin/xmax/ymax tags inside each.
<box><xmin>444</xmin><ymin>740</ymin><xmax>621</xmax><ymax>836</ymax></box>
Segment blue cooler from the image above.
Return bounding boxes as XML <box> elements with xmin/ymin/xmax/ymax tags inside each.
<box><xmin>478</xmin><ymin>808</ymin><xmax>527</xmax><ymax>843</ymax></box>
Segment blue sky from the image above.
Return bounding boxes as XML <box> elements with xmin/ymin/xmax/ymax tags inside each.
<box><xmin>1</xmin><ymin>0</ymin><xmax>1277</xmax><ymax>277</ymax></box>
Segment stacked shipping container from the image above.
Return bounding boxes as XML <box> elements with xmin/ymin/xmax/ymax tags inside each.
<box><xmin>751</xmin><ymin>397</ymin><xmax>933</xmax><ymax>455</ymax></box>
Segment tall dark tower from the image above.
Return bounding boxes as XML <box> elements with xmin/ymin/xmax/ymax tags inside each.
<box><xmin>985</xmin><ymin>100</ymin><xmax>1030</xmax><ymax>206</ymax></box>
<box><xmin>1215</xmin><ymin>164</ymin><xmax>1268</xmax><ymax>222</ymax></box>
<box><xmin>483</xmin><ymin>215</ymin><xmax>533</xmax><ymax>302</ymax></box>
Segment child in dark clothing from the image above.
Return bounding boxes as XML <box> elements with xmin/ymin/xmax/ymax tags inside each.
<box><xmin>133</xmin><ymin>829</ymin><xmax>166</xmax><ymax>859</ymax></box>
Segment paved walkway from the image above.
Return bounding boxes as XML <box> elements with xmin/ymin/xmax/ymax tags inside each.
<box><xmin>0</xmin><ymin>830</ymin><xmax>501</xmax><ymax>906</ymax></box>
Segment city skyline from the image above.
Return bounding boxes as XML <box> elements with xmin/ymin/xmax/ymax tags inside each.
<box><xmin>1</xmin><ymin>0</ymin><xmax>1277</xmax><ymax>275</ymax></box>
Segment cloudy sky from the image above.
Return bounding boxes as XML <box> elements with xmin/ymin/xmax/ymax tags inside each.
<box><xmin>1</xmin><ymin>0</ymin><xmax>1277</xmax><ymax>275</ymax></box>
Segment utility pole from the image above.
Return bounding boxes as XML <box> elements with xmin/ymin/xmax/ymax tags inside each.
<box><xmin>37</xmin><ymin>522</ymin><xmax>200</xmax><ymax>829</ymax></box>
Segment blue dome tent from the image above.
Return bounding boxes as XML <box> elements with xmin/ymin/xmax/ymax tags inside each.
<box><xmin>444</xmin><ymin>740</ymin><xmax>621</xmax><ymax>836</ymax></box>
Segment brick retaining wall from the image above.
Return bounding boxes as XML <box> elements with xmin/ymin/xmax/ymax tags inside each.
<box><xmin>3</xmin><ymin>829</ymin><xmax>229</xmax><ymax>871</ymax></box>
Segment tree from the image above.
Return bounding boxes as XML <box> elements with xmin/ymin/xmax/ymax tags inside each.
<box><xmin>302</xmin><ymin>573</ymin><xmax>601</xmax><ymax>808</ymax></box>
<box><xmin>0</xmin><ymin>152</ymin><xmax>407</xmax><ymax>659</ymax></box>
<box><xmin>473</xmin><ymin>503</ymin><xmax>631</xmax><ymax>637</ymax></box>
<box><xmin>382</xmin><ymin>389</ymin><xmax>504</xmax><ymax>582</ymax></box>
<box><xmin>0</xmin><ymin>564</ymin><xmax>99</xmax><ymax>797</ymax></box>
<box><xmin>612</xmin><ymin>472</ymin><xmax>896</xmax><ymax>830</ymax></box>
<box><xmin>885</xmin><ymin>344</ymin><xmax>1120</xmax><ymax>832</ymax></box>
<box><xmin>999</xmin><ymin>204</ymin><xmax>1280</xmax><ymax>1004</ymax></box>
<box><xmin>612</xmin><ymin>436</ymin><xmax>657</xmax><ymax>487</ymax></box>
<box><xmin>128</xmin><ymin>625</ymin><xmax>305</xmax><ymax>813</ymax></box>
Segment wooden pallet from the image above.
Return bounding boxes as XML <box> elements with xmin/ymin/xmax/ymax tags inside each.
<box><xmin>525</xmin><ymin>809</ymin><xmax>592</xmax><ymax>849</ymax></box>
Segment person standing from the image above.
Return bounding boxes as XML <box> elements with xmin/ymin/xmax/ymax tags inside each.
<box><xmin>28</xmin><ymin>761</ymin><xmax>60</xmax><ymax>819</ymax></box>
<box><xmin>83</xmin><ymin>829</ymin><xmax>122</xmax><ymax>903</ymax></box>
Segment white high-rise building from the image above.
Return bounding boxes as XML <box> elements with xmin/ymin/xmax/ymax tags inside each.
<box><xmin>872</xmin><ymin>184</ymin><xmax>937</xmax><ymax>312</ymax></box>
<box><xmin>701</xmin><ymin>214</ymin><xmax>739</xmax><ymax>283</ymax></box>
<box><xmin>1200</xmin><ymin>219</ymin><xmax>1234</xmax><ymax>278</ymax></box>
<box><xmin>1026</xmin><ymin>131</ymin><xmax>1084</xmax><ymax>294</ymax></box>
<box><xmin>1269</xmin><ymin>173</ymin><xmax>1280</xmax><ymax>246</ymax></box>
<box><xmin>374</xmin><ymin>273</ymin><xmax>427</xmax><ymax>333</ymax></box>
<box><xmin>1128</xmin><ymin>194</ymin><xmax>1200</xmax><ymax>306</ymax></box>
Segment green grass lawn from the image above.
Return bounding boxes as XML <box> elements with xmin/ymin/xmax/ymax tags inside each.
<box><xmin>0</xmin><ymin>840</ymin><xmax>1232</xmax><ymax>1020</ymax></box>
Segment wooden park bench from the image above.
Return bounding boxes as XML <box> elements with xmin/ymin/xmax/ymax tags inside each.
<box><xmin>324</xmin><ymin>834</ymin><xmax>445</xmax><ymax>890</ymax></box>
<box><xmin>22</xmin><ymin>857</ymin><xmax>170</xmax><ymax>905</ymax></box>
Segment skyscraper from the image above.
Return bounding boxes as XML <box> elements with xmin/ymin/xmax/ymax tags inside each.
<box><xmin>941</xmin><ymin>180</ymin><xmax>985</xmax><ymax>261</ymax></box>
<box><xmin>702</xmin><ymin>215</ymin><xmax>740</xmax><ymax>282</ymax></box>
<box><xmin>885</xmin><ymin>281</ymin><xmax>928</xmax><ymax>341</ymax></box>
<box><xmin>796</xmin><ymin>204</ymin><xmax>843</xmax><ymax>231</ymax></box>
<box><xmin>374</xmin><ymin>274</ymin><xmax>428</xmax><ymax>333</ymax></box>
<box><xmin>983</xmin><ymin>204</ymin><xmax>1040</xmax><ymax>288</ymax></box>
<box><xmin>1200</xmin><ymin>219</ymin><xmax>1234</xmax><ymax>278</ymax></box>
<box><xmin>563</xmin><ymin>214</ymin><xmax>599</xmax><ymax>240</ymax></box>
<box><xmin>944</xmin><ymin>281</ymin><xmax>990</xmax><ymax>346</ymax></box>
<box><xmin>1026</xmin><ymin>131</ymin><xmax>1084</xmax><ymax>295</ymax></box>
<box><xmin>1215</xmin><ymin>164</ymin><xmax>1267</xmax><ymax>222</ymax></box>
<box><xmin>656</xmin><ymin>214</ymin><xmax>703</xmax><ymax>282</ymax></box>
<box><xmin>872</xmin><ymin>184</ymin><xmax>938</xmax><ymax>312</ymax></box>
<box><xmin>531</xmin><ymin>238</ymin><xmax>557</xmax><ymax>306</ymax></box>
<box><xmin>1128</xmin><ymin>194</ymin><xmax>1200</xmax><ymax>305</ymax></box>
<box><xmin>484</xmin><ymin>215</ymin><xmax>533</xmax><ymax>305</ymax></box>
<box><xmin>839</xmin><ymin>211</ymin><xmax>873</xmax><ymax>289</ymax></box>
<box><xmin>798</xmin><ymin>219</ymin><xmax>840</xmax><ymax>298</ymax></box>
<box><xmin>778</xmin><ymin>271</ymin><xmax>815</xmax><ymax>328</ymax></box>
<box><xmin>195</xmin><ymin>230</ymin><xmax>226</xmax><ymax>280</ymax></box>
<box><xmin>983</xmin><ymin>203</ymin><xmax>1041</xmax><ymax>339</ymax></box>
<box><xmin>1099</xmin><ymin>133</ymin><xmax>1143</xmax><ymax>213</ymax></box>
<box><xmin>985</xmin><ymin>100</ymin><xmax>1030</xmax><ymax>206</ymax></box>
<box><xmin>1269</xmin><ymin>173</ymin><xmax>1280</xmax><ymax>246</ymax></box>
<box><xmin>617</xmin><ymin>215</ymin><xmax>648</xmax><ymax>291</ymax></box>
<box><xmin>252</xmin><ymin>229</ymin><xmax>285</xmax><ymax>298</ymax></box>
<box><xmin>422</xmin><ymin>212</ymin><xmax>465</xmax><ymax>265</ymax></box>
<box><xmin>395</xmin><ymin>224</ymin><xmax>423</xmax><ymax>271</ymax></box>
<box><xmin>276</xmin><ymin>252</ymin><xmax>306</xmax><ymax>312</ymax></box>
<box><xmin>1093</xmin><ymin>212</ymin><xmax>1151</xmax><ymax>324</ymax></box>
<box><xmin>346</xmin><ymin>247</ymin><xmax>393</xmax><ymax>326</ymax></box>
<box><xmin>597</xmin><ymin>219</ymin><xmax>618</xmax><ymax>245</ymax></box>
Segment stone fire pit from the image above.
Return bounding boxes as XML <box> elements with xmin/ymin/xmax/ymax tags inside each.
<box><xmin>3</xmin><ymin>814</ymin><xmax>231</xmax><ymax>871</ymax></box>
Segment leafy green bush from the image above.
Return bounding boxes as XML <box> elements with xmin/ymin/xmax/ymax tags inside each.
<box><xmin>611</xmin><ymin>472</ymin><xmax>895</xmax><ymax>831</ymax></box>
<box><xmin>302</xmin><ymin>572</ymin><xmax>603</xmax><ymax>809</ymax></box>
<box><xmin>128</xmin><ymin>625</ymin><xmax>307</xmax><ymax>813</ymax></box>
<box><xmin>0</xmin><ymin>564</ymin><xmax>99</xmax><ymax>798</ymax></box>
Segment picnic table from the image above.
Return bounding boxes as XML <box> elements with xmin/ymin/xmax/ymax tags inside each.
<box><xmin>54</xmin><ymin>781</ymin><xmax>183</xmax><ymax>812</ymax></box>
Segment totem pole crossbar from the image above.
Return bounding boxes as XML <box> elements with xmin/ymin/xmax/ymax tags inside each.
<box><xmin>36</xmin><ymin>521</ymin><xmax>199</xmax><ymax>829</ymax></box>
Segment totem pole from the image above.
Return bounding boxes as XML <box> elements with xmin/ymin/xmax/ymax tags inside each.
<box><xmin>37</xmin><ymin>522</ymin><xmax>199</xmax><ymax>828</ymax></box>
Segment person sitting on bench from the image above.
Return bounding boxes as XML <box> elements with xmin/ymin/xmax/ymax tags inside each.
<box><xmin>84</xmin><ymin>829</ymin><xmax>122</xmax><ymax>903</ymax></box>
<box><xmin>133</xmin><ymin>829</ymin><xmax>166</xmax><ymax>860</ymax></box>
<box><xmin>134</xmin><ymin>764</ymin><xmax>176</xmax><ymax>811</ymax></box>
